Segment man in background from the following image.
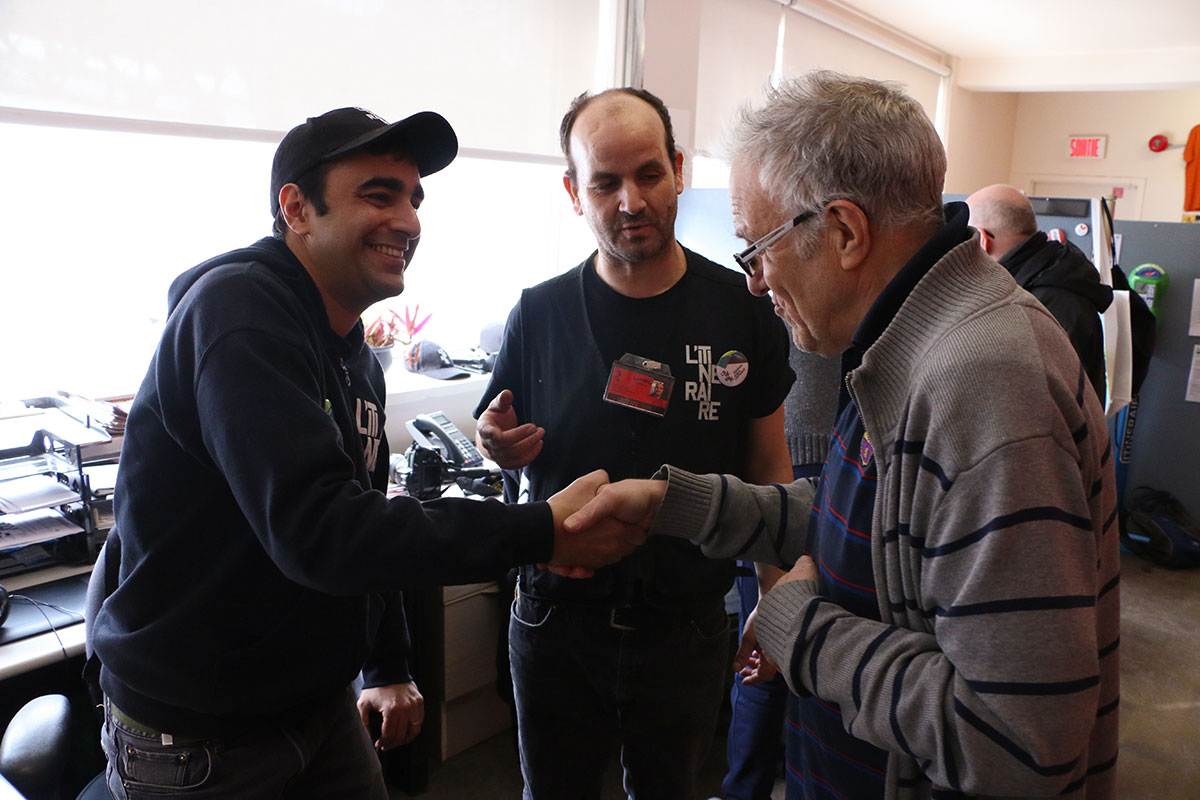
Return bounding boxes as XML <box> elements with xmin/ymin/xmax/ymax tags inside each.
<box><xmin>566</xmin><ymin>72</ymin><xmax>1120</xmax><ymax>800</ymax></box>
<box><xmin>91</xmin><ymin>107</ymin><xmax>642</xmax><ymax>799</ymax></box>
<box><xmin>966</xmin><ymin>183</ymin><xmax>1112</xmax><ymax>400</ymax></box>
<box><xmin>474</xmin><ymin>88</ymin><xmax>794</xmax><ymax>798</ymax></box>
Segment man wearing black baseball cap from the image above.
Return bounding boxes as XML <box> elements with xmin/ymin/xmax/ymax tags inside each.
<box><xmin>90</xmin><ymin>108</ymin><xmax>645</xmax><ymax>798</ymax></box>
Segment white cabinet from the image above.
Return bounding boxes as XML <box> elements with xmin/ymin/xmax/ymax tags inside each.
<box><xmin>437</xmin><ymin>582</ymin><xmax>512</xmax><ymax>760</ymax></box>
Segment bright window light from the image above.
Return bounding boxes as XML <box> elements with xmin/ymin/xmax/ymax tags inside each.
<box><xmin>0</xmin><ymin>122</ymin><xmax>597</xmax><ymax>399</ymax></box>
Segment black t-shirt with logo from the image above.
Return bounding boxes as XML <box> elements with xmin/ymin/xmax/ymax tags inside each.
<box><xmin>476</xmin><ymin>247</ymin><xmax>793</xmax><ymax>609</ymax></box>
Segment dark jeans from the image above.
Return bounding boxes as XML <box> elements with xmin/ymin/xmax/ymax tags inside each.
<box><xmin>509</xmin><ymin>594</ymin><xmax>729</xmax><ymax>800</ymax></box>
<box><xmin>101</xmin><ymin>686</ymin><xmax>387</xmax><ymax>800</ymax></box>
<box><xmin>722</xmin><ymin>568</ymin><xmax>787</xmax><ymax>800</ymax></box>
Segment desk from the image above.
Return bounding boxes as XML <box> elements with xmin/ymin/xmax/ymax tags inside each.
<box><xmin>0</xmin><ymin>564</ymin><xmax>91</xmax><ymax>681</ymax></box>
<box><xmin>0</xmin><ymin>774</ymin><xmax>24</xmax><ymax>800</ymax></box>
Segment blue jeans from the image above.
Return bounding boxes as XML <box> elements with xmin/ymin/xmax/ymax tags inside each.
<box><xmin>509</xmin><ymin>594</ymin><xmax>729</xmax><ymax>800</ymax></box>
<box><xmin>722</xmin><ymin>567</ymin><xmax>787</xmax><ymax>800</ymax></box>
<box><xmin>101</xmin><ymin>686</ymin><xmax>387</xmax><ymax>799</ymax></box>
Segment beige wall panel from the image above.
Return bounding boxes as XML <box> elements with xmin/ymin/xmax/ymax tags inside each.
<box><xmin>1009</xmin><ymin>89</ymin><xmax>1200</xmax><ymax>222</ymax></box>
<box><xmin>943</xmin><ymin>86</ymin><xmax>1019</xmax><ymax>196</ymax></box>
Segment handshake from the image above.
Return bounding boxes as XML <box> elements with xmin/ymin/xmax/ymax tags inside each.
<box><xmin>543</xmin><ymin>471</ymin><xmax>669</xmax><ymax>578</ymax></box>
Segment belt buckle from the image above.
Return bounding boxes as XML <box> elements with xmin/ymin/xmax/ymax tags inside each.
<box><xmin>608</xmin><ymin>608</ymin><xmax>638</xmax><ymax>631</ymax></box>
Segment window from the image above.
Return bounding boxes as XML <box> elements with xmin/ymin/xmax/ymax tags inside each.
<box><xmin>0</xmin><ymin>121</ymin><xmax>600</xmax><ymax>397</ymax></box>
<box><xmin>0</xmin><ymin>0</ymin><xmax>618</xmax><ymax>398</ymax></box>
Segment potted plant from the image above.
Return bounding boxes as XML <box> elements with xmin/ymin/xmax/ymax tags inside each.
<box><xmin>363</xmin><ymin>305</ymin><xmax>431</xmax><ymax>371</ymax></box>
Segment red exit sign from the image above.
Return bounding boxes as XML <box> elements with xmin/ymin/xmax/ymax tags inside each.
<box><xmin>1067</xmin><ymin>135</ymin><xmax>1107</xmax><ymax>159</ymax></box>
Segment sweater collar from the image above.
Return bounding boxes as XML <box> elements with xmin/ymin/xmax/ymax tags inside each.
<box><xmin>850</xmin><ymin>202</ymin><xmax>972</xmax><ymax>355</ymax></box>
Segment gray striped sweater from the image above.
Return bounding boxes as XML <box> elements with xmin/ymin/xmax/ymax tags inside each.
<box><xmin>652</xmin><ymin>237</ymin><xmax>1119</xmax><ymax>799</ymax></box>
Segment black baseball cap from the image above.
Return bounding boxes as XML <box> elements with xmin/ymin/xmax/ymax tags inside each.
<box><xmin>270</xmin><ymin>107</ymin><xmax>458</xmax><ymax>216</ymax></box>
<box><xmin>403</xmin><ymin>340</ymin><xmax>470</xmax><ymax>380</ymax></box>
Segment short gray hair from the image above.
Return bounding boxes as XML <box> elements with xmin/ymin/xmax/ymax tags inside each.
<box><xmin>724</xmin><ymin>71</ymin><xmax>946</xmax><ymax>230</ymax></box>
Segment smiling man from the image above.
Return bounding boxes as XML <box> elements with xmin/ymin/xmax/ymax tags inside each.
<box><xmin>473</xmin><ymin>89</ymin><xmax>794</xmax><ymax>799</ymax></box>
<box><xmin>90</xmin><ymin>108</ymin><xmax>646</xmax><ymax>799</ymax></box>
<box><xmin>566</xmin><ymin>72</ymin><xmax>1121</xmax><ymax>800</ymax></box>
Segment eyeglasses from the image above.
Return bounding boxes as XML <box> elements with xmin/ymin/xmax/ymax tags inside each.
<box><xmin>733</xmin><ymin>209</ymin><xmax>819</xmax><ymax>277</ymax></box>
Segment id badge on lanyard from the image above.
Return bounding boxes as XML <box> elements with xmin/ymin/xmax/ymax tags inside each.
<box><xmin>603</xmin><ymin>353</ymin><xmax>674</xmax><ymax>417</ymax></box>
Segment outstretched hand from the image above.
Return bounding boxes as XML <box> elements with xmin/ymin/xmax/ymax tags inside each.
<box><xmin>476</xmin><ymin>389</ymin><xmax>544</xmax><ymax>469</ymax></box>
<box><xmin>545</xmin><ymin>471</ymin><xmax>647</xmax><ymax>576</ymax></box>
<box><xmin>564</xmin><ymin>478</ymin><xmax>667</xmax><ymax>535</ymax></box>
<box><xmin>539</xmin><ymin>478</ymin><xmax>667</xmax><ymax>578</ymax></box>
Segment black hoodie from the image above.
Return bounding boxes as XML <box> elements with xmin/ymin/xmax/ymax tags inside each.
<box><xmin>1000</xmin><ymin>232</ymin><xmax>1113</xmax><ymax>401</ymax></box>
<box><xmin>94</xmin><ymin>237</ymin><xmax>551</xmax><ymax>734</ymax></box>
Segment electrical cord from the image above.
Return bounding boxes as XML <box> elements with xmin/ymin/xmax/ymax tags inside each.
<box><xmin>9</xmin><ymin>594</ymin><xmax>76</xmax><ymax>663</ymax></box>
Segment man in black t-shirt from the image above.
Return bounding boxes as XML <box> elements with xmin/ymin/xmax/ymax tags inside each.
<box><xmin>474</xmin><ymin>88</ymin><xmax>794</xmax><ymax>799</ymax></box>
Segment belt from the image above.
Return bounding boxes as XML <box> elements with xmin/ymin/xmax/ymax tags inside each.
<box><xmin>525</xmin><ymin>596</ymin><xmax>720</xmax><ymax>632</ymax></box>
<box><xmin>605</xmin><ymin>606</ymin><xmax>688</xmax><ymax>631</ymax></box>
<box><xmin>106</xmin><ymin>699</ymin><xmax>206</xmax><ymax>746</ymax></box>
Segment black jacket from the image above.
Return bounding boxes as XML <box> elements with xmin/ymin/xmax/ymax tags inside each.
<box><xmin>1000</xmin><ymin>233</ymin><xmax>1113</xmax><ymax>401</ymax></box>
<box><xmin>94</xmin><ymin>237</ymin><xmax>551</xmax><ymax>734</ymax></box>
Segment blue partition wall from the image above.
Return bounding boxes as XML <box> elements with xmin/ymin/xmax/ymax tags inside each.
<box><xmin>1109</xmin><ymin>220</ymin><xmax>1200</xmax><ymax>522</ymax></box>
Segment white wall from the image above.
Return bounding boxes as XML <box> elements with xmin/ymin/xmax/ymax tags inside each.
<box><xmin>651</xmin><ymin>1</ymin><xmax>1198</xmax><ymax>227</ymax></box>
<box><xmin>1008</xmin><ymin>89</ymin><xmax>1200</xmax><ymax>223</ymax></box>
<box><xmin>943</xmin><ymin>85</ymin><xmax>1019</xmax><ymax>196</ymax></box>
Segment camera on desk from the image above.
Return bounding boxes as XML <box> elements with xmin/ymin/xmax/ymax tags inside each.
<box><xmin>390</xmin><ymin>412</ymin><xmax>501</xmax><ymax>501</ymax></box>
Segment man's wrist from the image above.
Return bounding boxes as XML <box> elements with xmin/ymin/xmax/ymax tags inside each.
<box><xmin>649</xmin><ymin>465</ymin><xmax>715</xmax><ymax>543</ymax></box>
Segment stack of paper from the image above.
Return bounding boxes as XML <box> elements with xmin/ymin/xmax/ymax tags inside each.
<box><xmin>56</xmin><ymin>391</ymin><xmax>128</xmax><ymax>437</ymax></box>
<box><xmin>0</xmin><ymin>508</ymin><xmax>84</xmax><ymax>550</ymax></box>
<box><xmin>0</xmin><ymin>474</ymin><xmax>80</xmax><ymax>514</ymax></box>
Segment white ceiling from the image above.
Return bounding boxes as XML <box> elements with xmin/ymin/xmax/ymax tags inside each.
<box><xmin>831</xmin><ymin>0</ymin><xmax>1200</xmax><ymax>92</ymax></box>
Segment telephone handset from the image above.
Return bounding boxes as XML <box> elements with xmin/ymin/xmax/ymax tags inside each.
<box><xmin>406</xmin><ymin>411</ymin><xmax>484</xmax><ymax>468</ymax></box>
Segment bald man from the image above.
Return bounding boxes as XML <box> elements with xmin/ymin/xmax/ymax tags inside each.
<box><xmin>474</xmin><ymin>88</ymin><xmax>794</xmax><ymax>799</ymax></box>
<box><xmin>967</xmin><ymin>184</ymin><xmax>1112</xmax><ymax>400</ymax></box>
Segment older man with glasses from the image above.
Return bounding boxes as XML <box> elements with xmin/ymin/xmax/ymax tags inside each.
<box><xmin>566</xmin><ymin>71</ymin><xmax>1121</xmax><ymax>800</ymax></box>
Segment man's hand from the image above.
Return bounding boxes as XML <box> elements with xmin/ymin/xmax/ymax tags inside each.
<box><xmin>546</xmin><ymin>471</ymin><xmax>647</xmax><ymax>575</ymax></box>
<box><xmin>732</xmin><ymin>555</ymin><xmax>817</xmax><ymax>678</ymax></box>
<box><xmin>358</xmin><ymin>682</ymin><xmax>424</xmax><ymax>751</ymax></box>
<box><xmin>475</xmin><ymin>389</ymin><xmax>544</xmax><ymax>469</ymax></box>
<box><xmin>776</xmin><ymin>553</ymin><xmax>818</xmax><ymax>588</ymax></box>
<box><xmin>732</xmin><ymin>608</ymin><xmax>779</xmax><ymax>685</ymax></box>
<box><xmin>563</xmin><ymin>478</ymin><xmax>667</xmax><ymax>535</ymax></box>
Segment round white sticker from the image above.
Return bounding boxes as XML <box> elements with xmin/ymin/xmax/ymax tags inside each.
<box><xmin>715</xmin><ymin>350</ymin><xmax>749</xmax><ymax>387</ymax></box>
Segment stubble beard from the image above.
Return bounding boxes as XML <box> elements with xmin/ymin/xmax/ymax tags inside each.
<box><xmin>599</xmin><ymin>211</ymin><xmax>674</xmax><ymax>265</ymax></box>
